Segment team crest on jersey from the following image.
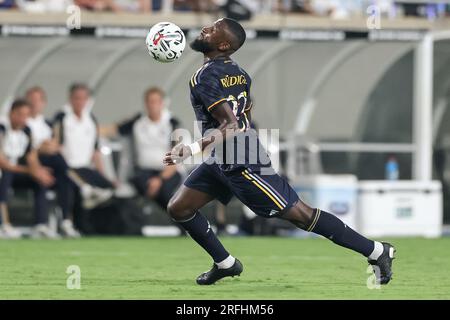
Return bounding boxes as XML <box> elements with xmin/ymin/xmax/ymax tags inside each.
<box><xmin>269</xmin><ymin>210</ymin><xmax>279</xmax><ymax>216</ymax></box>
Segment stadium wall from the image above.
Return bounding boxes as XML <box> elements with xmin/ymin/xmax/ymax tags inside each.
<box><xmin>1</xmin><ymin>12</ymin><xmax>450</xmax><ymax>223</ymax></box>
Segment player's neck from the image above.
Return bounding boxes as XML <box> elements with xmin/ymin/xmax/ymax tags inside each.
<box><xmin>147</xmin><ymin>114</ymin><xmax>161</xmax><ymax>122</ymax></box>
<box><xmin>203</xmin><ymin>52</ymin><xmax>231</xmax><ymax>63</ymax></box>
<box><xmin>10</xmin><ymin>122</ymin><xmax>22</xmax><ymax>131</ymax></box>
<box><xmin>31</xmin><ymin>110</ymin><xmax>42</xmax><ymax>119</ymax></box>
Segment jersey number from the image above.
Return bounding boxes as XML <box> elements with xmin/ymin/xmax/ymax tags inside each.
<box><xmin>227</xmin><ymin>91</ymin><xmax>247</xmax><ymax>117</ymax></box>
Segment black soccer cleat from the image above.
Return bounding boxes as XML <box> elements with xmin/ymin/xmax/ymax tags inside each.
<box><xmin>368</xmin><ymin>242</ymin><xmax>396</xmax><ymax>285</ymax></box>
<box><xmin>196</xmin><ymin>258</ymin><xmax>243</xmax><ymax>285</ymax></box>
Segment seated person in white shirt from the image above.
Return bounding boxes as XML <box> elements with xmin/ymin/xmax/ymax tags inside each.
<box><xmin>103</xmin><ymin>87</ymin><xmax>182</xmax><ymax>212</ymax></box>
<box><xmin>53</xmin><ymin>83</ymin><xmax>115</xmax><ymax>213</ymax></box>
<box><xmin>0</xmin><ymin>99</ymin><xmax>56</xmax><ymax>238</ymax></box>
<box><xmin>25</xmin><ymin>86</ymin><xmax>80</xmax><ymax>238</ymax></box>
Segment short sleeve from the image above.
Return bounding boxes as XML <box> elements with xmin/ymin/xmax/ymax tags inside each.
<box><xmin>45</xmin><ymin>119</ymin><xmax>54</xmax><ymax>138</ymax></box>
<box><xmin>52</xmin><ymin>112</ymin><xmax>65</xmax><ymax>126</ymax></box>
<box><xmin>117</xmin><ymin>113</ymin><xmax>141</xmax><ymax>136</ymax></box>
<box><xmin>23</xmin><ymin>126</ymin><xmax>33</xmax><ymax>155</ymax></box>
<box><xmin>244</xmin><ymin>96</ymin><xmax>253</xmax><ymax>112</ymax></box>
<box><xmin>169</xmin><ymin>117</ymin><xmax>180</xmax><ymax>131</ymax></box>
<box><xmin>52</xmin><ymin>111</ymin><xmax>65</xmax><ymax>144</ymax></box>
<box><xmin>193</xmin><ymin>72</ymin><xmax>227</xmax><ymax>113</ymax></box>
<box><xmin>0</xmin><ymin>124</ymin><xmax>6</xmax><ymax>148</ymax></box>
<box><xmin>91</xmin><ymin>113</ymin><xmax>100</xmax><ymax>150</ymax></box>
<box><xmin>244</xmin><ymin>76</ymin><xmax>253</xmax><ymax>111</ymax></box>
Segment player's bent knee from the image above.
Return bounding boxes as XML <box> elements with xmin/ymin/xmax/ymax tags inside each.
<box><xmin>167</xmin><ymin>197</ymin><xmax>180</xmax><ymax>218</ymax></box>
<box><xmin>167</xmin><ymin>196</ymin><xmax>195</xmax><ymax>221</ymax></box>
<box><xmin>281</xmin><ymin>200</ymin><xmax>316</xmax><ymax>230</ymax></box>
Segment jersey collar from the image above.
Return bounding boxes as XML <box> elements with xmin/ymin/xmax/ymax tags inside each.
<box><xmin>205</xmin><ymin>56</ymin><xmax>232</xmax><ymax>64</ymax></box>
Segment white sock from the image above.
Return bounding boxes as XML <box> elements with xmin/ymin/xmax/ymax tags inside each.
<box><xmin>62</xmin><ymin>219</ymin><xmax>73</xmax><ymax>227</ymax></box>
<box><xmin>215</xmin><ymin>255</ymin><xmax>236</xmax><ymax>269</ymax></box>
<box><xmin>368</xmin><ymin>241</ymin><xmax>384</xmax><ymax>260</ymax></box>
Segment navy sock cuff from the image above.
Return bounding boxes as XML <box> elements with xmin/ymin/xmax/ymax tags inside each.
<box><xmin>307</xmin><ymin>208</ymin><xmax>322</xmax><ymax>232</ymax></box>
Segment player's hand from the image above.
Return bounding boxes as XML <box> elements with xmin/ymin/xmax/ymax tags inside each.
<box><xmin>147</xmin><ymin>177</ymin><xmax>163</xmax><ymax>198</ymax></box>
<box><xmin>32</xmin><ymin>166</ymin><xmax>55</xmax><ymax>187</ymax></box>
<box><xmin>237</xmin><ymin>115</ymin><xmax>250</xmax><ymax>132</ymax></box>
<box><xmin>39</xmin><ymin>139</ymin><xmax>60</xmax><ymax>155</ymax></box>
<box><xmin>163</xmin><ymin>143</ymin><xmax>192</xmax><ymax>166</ymax></box>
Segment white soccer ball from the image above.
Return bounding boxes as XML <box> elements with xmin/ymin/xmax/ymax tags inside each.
<box><xmin>145</xmin><ymin>22</ymin><xmax>186</xmax><ymax>63</ymax></box>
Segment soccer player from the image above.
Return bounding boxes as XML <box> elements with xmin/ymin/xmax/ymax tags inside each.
<box><xmin>164</xmin><ymin>18</ymin><xmax>396</xmax><ymax>285</ymax></box>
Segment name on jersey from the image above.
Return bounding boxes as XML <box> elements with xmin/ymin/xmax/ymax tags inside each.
<box><xmin>220</xmin><ymin>74</ymin><xmax>247</xmax><ymax>88</ymax></box>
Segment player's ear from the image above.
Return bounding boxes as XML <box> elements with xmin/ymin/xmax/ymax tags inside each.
<box><xmin>218</xmin><ymin>41</ymin><xmax>231</xmax><ymax>52</ymax></box>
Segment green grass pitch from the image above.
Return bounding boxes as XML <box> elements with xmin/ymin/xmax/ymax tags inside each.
<box><xmin>0</xmin><ymin>237</ymin><xmax>449</xmax><ymax>299</ymax></box>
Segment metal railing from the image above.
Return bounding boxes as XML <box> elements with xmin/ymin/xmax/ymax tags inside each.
<box><xmin>283</xmin><ymin>135</ymin><xmax>416</xmax><ymax>180</ymax></box>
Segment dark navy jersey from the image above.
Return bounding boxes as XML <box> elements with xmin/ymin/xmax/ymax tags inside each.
<box><xmin>189</xmin><ymin>56</ymin><xmax>270</xmax><ymax>172</ymax></box>
<box><xmin>190</xmin><ymin>56</ymin><xmax>252</xmax><ymax>134</ymax></box>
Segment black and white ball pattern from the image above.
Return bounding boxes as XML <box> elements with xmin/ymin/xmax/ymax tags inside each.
<box><xmin>145</xmin><ymin>22</ymin><xmax>186</xmax><ymax>63</ymax></box>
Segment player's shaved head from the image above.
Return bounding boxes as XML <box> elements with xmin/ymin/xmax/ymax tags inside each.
<box><xmin>221</xmin><ymin>18</ymin><xmax>246</xmax><ymax>52</ymax></box>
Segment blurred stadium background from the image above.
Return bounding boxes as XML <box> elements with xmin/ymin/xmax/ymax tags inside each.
<box><xmin>2</xmin><ymin>0</ymin><xmax>450</xmax><ymax>301</ymax></box>
<box><xmin>1</xmin><ymin>1</ymin><xmax>450</xmax><ymax>239</ymax></box>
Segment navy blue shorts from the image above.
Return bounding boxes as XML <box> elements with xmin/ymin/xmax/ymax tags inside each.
<box><xmin>184</xmin><ymin>162</ymin><xmax>299</xmax><ymax>218</ymax></box>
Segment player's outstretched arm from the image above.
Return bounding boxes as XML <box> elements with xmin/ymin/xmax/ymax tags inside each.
<box><xmin>163</xmin><ymin>102</ymin><xmax>240</xmax><ymax>166</ymax></box>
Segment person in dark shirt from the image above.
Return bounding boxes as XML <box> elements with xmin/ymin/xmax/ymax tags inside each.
<box><xmin>164</xmin><ymin>18</ymin><xmax>396</xmax><ymax>286</ymax></box>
